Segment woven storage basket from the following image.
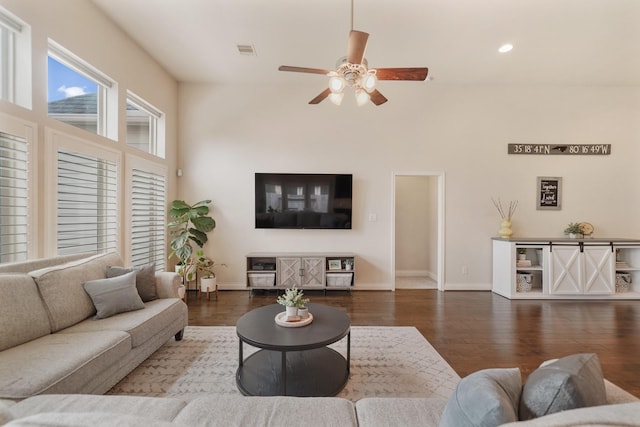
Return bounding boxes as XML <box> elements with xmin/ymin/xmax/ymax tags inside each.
<box><xmin>516</xmin><ymin>273</ymin><xmax>533</xmax><ymax>292</ymax></box>
<box><xmin>615</xmin><ymin>273</ymin><xmax>631</xmax><ymax>293</ymax></box>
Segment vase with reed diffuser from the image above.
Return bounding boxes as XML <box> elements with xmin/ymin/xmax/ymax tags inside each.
<box><xmin>492</xmin><ymin>197</ymin><xmax>518</xmax><ymax>238</ymax></box>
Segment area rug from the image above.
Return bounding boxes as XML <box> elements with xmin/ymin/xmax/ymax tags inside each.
<box><xmin>108</xmin><ymin>326</ymin><xmax>460</xmax><ymax>402</ymax></box>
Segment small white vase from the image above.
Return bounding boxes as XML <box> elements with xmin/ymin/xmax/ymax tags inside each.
<box><xmin>298</xmin><ymin>307</ymin><xmax>309</xmax><ymax>319</ymax></box>
<box><xmin>285</xmin><ymin>306</ymin><xmax>298</xmax><ymax>317</ymax></box>
<box><xmin>177</xmin><ymin>284</ymin><xmax>186</xmax><ymax>300</ymax></box>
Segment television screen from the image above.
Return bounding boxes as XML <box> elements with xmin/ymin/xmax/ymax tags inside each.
<box><xmin>255</xmin><ymin>173</ymin><xmax>352</xmax><ymax>229</ymax></box>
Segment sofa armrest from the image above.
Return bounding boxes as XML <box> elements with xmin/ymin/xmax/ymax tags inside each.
<box><xmin>155</xmin><ymin>272</ymin><xmax>181</xmax><ymax>298</ymax></box>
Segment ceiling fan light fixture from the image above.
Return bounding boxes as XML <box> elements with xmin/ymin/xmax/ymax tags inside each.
<box><xmin>329</xmin><ymin>92</ymin><xmax>344</xmax><ymax>106</ymax></box>
<box><xmin>362</xmin><ymin>73</ymin><xmax>377</xmax><ymax>92</ymax></box>
<box><xmin>355</xmin><ymin>88</ymin><xmax>370</xmax><ymax>106</ymax></box>
<box><xmin>329</xmin><ymin>76</ymin><xmax>345</xmax><ymax>93</ymax></box>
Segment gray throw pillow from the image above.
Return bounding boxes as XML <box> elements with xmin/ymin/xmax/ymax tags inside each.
<box><xmin>83</xmin><ymin>271</ymin><xmax>145</xmax><ymax>319</ymax></box>
<box><xmin>106</xmin><ymin>264</ymin><xmax>157</xmax><ymax>302</ymax></box>
<box><xmin>439</xmin><ymin>368</ymin><xmax>522</xmax><ymax>427</ymax></box>
<box><xmin>519</xmin><ymin>353</ymin><xmax>607</xmax><ymax>420</ymax></box>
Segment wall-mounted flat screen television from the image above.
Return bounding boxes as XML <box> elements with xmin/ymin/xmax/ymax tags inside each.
<box><xmin>255</xmin><ymin>173</ymin><xmax>352</xmax><ymax>229</ymax></box>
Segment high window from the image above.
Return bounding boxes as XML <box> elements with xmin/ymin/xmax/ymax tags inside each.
<box><xmin>130</xmin><ymin>163</ymin><xmax>166</xmax><ymax>270</ymax></box>
<box><xmin>0</xmin><ymin>7</ymin><xmax>31</xmax><ymax>109</ymax></box>
<box><xmin>126</xmin><ymin>92</ymin><xmax>164</xmax><ymax>158</ymax></box>
<box><xmin>47</xmin><ymin>40</ymin><xmax>117</xmax><ymax>140</ymax></box>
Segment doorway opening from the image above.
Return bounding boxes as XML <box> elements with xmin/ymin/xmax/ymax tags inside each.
<box><xmin>392</xmin><ymin>172</ymin><xmax>444</xmax><ymax>291</ymax></box>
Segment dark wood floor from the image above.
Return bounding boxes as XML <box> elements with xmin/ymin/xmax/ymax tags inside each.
<box><xmin>185</xmin><ymin>289</ymin><xmax>640</xmax><ymax>397</ymax></box>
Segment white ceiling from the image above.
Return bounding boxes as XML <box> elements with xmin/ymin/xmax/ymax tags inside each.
<box><xmin>91</xmin><ymin>0</ymin><xmax>640</xmax><ymax>86</ymax></box>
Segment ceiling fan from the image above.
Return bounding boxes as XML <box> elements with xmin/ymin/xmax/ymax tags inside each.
<box><xmin>278</xmin><ymin>1</ymin><xmax>429</xmax><ymax>106</ymax></box>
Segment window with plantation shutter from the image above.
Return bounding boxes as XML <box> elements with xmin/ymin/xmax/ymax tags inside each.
<box><xmin>131</xmin><ymin>168</ymin><xmax>165</xmax><ymax>270</ymax></box>
<box><xmin>56</xmin><ymin>149</ymin><xmax>118</xmax><ymax>255</ymax></box>
<box><xmin>0</xmin><ymin>131</ymin><xmax>28</xmax><ymax>262</ymax></box>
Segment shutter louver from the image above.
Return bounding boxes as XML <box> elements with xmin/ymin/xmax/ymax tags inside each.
<box><xmin>57</xmin><ymin>149</ymin><xmax>118</xmax><ymax>255</ymax></box>
<box><xmin>0</xmin><ymin>131</ymin><xmax>28</xmax><ymax>262</ymax></box>
<box><xmin>131</xmin><ymin>168</ymin><xmax>165</xmax><ymax>271</ymax></box>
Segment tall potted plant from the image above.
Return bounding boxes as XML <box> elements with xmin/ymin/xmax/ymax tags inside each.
<box><xmin>168</xmin><ymin>199</ymin><xmax>216</xmax><ymax>297</ymax></box>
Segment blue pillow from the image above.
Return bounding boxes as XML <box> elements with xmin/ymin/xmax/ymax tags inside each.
<box><xmin>439</xmin><ymin>368</ymin><xmax>522</xmax><ymax>427</ymax></box>
<box><xmin>520</xmin><ymin>353</ymin><xmax>606</xmax><ymax>420</ymax></box>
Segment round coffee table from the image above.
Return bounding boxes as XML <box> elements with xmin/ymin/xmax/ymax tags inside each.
<box><xmin>236</xmin><ymin>303</ymin><xmax>350</xmax><ymax>396</ymax></box>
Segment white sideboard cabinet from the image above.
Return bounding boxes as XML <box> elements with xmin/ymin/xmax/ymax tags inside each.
<box><xmin>492</xmin><ymin>238</ymin><xmax>640</xmax><ymax>299</ymax></box>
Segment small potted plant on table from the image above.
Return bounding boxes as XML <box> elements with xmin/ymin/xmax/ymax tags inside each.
<box><xmin>277</xmin><ymin>286</ymin><xmax>309</xmax><ymax>320</ymax></box>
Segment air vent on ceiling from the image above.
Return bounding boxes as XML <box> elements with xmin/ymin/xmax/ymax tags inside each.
<box><xmin>237</xmin><ymin>44</ymin><xmax>257</xmax><ymax>56</ymax></box>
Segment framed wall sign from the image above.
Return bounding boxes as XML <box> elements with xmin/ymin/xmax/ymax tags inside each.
<box><xmin>537</xmin><ymin>177</ymin><xmax>562</xmax><ymax>210</ymax></box>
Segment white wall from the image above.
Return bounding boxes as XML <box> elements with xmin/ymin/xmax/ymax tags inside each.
<box><xmin>179</xmin><ymin>82</ymin><xmax>640</xmax><ymax>290</ymax></box>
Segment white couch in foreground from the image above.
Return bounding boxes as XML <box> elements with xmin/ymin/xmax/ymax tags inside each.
<box><xmin>0</xmin><ymin>252</ymin><xmax>188</xmax><ymax>402</ymax></box>
<box><xmin>0</xmin><ymin>384</ymin><xmax>638</xmax><ymax>427</ymax></box>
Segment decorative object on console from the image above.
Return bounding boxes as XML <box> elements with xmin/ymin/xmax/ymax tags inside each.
<box><xmin>492</xmin><ymin>197</ymin><xmax>518</xmax><ymax>238</ymax></box>
<box><xmin>580</xmin><ymin>222</ymin><xmax>594</xmax><ymax>238</ymax></box>
<box><xmin>564</xmin><ymin>222</ymin><xmax>583</xmax><ymax>238</ymax></box>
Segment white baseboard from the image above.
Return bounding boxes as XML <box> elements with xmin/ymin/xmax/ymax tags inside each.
<box><xmin>396</xmin><ymin>270</ymin><xmax>437</xmax><ymax>281</ymax></box>
<box><xmin>443</xmin><ymin>282</ymin><xmax>492</xmax><ymax>291</ymax></box>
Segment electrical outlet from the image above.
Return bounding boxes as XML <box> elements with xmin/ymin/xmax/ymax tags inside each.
<box><xmin>462</xmin><ymin>266</ymin><xmax>468</xmax><ymax>275</ymax></box>
<box><xmin>368</xmin><ymin>213</ymin><xmax>377</xmax><ymax>222</ymax></box>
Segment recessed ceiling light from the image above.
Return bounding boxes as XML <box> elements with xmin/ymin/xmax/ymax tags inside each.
<box><xmin>498</xmin><ymin>44</ymin><xmax>513</xmax><ymax>53</ymax></box>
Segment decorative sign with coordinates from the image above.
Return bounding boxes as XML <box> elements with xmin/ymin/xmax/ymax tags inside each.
<box><xmin>508</xmin><ymin>144</ymin><xmax>611</xmax><ymax>155</ymax></box>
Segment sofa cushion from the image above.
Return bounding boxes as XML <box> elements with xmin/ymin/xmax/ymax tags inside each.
<box><xmin>356</xmin><ymin>397</ymin><xmax>447</xmax><ymax>427</ymax></box>
<box><xmin>174</xmin><ymin>395</ymin><xmax>358</xmax><ymax>426</ymax></box>
<box><xmin>0</xmin><ymin>331</ymin><xmax>130</xmax><ymax>400</ymax></box>
<box><xmin>519</xmin><ymin>353</ymin><xmax>607</xmax><ymax>420</ymax></box>
<box><xmin>60</xmin><ymin>298</ymin><xmax>186</xmax><ymax>348</ymax></box>
<box><xmin>5</xmin><ymin>412</ymin><xmax>177</xmax><ymax>427</ymax></box>
<box><xmin>439</xmin><ymin>368</ymin><xmax>521</xmax><ymax>427</ymax></box>
<box><xmin>106</xmin><ymin>264</ymin><xmax>157</xmax><ymax>302</ymax></box>
<box><xmin>83</xmin><ymin>271</ymin><xmax>145</xmax><ymax>319</ymax></box>
<box><xmin>0</xmin><ymin>274</ymin><xmax>51</xmax><ymax>351</ymax></box>
<box><xmin>10</xmin><ymin>394</ymin><xmax>186</xmax><ymax>424</ymax></box>
<box><xmin>29</xmin><ymin>252</ymin><xmax>124</xmax><ymax>332</ymax></box>
<box><xmin>0</xmin><ymin>400</ymin><xmax>13</xmax><ymax>425</ymax></box>
<box><xmin>500</xmin><ymin>401</ymin><xmax>640</xmax><ymax>427</ymax></box>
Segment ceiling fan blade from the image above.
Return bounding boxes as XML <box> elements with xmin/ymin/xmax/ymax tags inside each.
<box><xmin>279</xmin><ymin>65</ymin><xmax>331</xmax><ymax>75</ymax></box>
<box><xmin>374</xmin><ymin>67</ymin><xmax>429</xmax><ymax>81</ymax></box>
<box><xmin>369</xmin><ymin>89</ymin><xmax>388</xmax><ymax>106</ymax></box>
<box><xmin>309</xmin><ymin>88</ymin><xmax>331</xmax><ymax>105</ymax></box>
<box><xmin>347</xmin><ymin>30</ymin><xmax>369</xmax><ymax>64</ymax></box>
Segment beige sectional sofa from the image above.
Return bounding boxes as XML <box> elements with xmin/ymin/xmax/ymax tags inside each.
<box><xmin>0</xmin><ymin>252</ymin><xmax>187</xmax><ymax>402</ymax></box>
<box><xmin>0</xmin><ymin>386</ymin><xmax>638</xmax><ymax>426</ymax></box>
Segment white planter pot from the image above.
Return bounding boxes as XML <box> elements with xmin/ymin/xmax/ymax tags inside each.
<box><xmin>177</xmin><ymin>284</ymin><xmax>186</xmax><ymax>299</ymax></box>
<box><xmin>285</xmin><ymin>306</ymin><xmax>298</xmax><ymax>317</ymax></box>
<box><xmin>200</xmin><ymin>277</ymin><xmax>217</xmax><ymax>293</ymax></box>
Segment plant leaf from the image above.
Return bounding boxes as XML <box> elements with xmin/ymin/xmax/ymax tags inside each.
<box><xmin>192</xmin><ymin>216</ymin><xmax>215</xmax><ymax>232</ymax></box>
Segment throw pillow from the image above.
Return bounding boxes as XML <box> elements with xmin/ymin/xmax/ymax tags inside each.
<box><xmin>106</xmin><ymin>264</ymin><xmax>157</xmax><ymax>302</ymax></box>
<box><xmin>519</xmin><ymin>353</ymin><xmax>607</xmax><ymax>420</ymax></box>
<box><xmin>439</xmin><ymin>367</ymin><xmax>522</xmax><ymax>427</ymax></box>
<box><xmin>83</xmin><ymin>271</ymin><xmax>145</xmax><ymax>319</ymax></box>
